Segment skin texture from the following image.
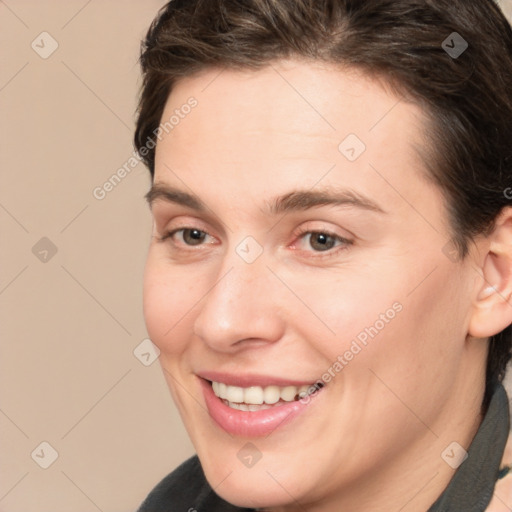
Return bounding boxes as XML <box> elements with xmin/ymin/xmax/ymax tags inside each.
<box><xmin>143</xmin><ymin>60</ymin><xmax>512</xmax><ymax>511</ymax></box>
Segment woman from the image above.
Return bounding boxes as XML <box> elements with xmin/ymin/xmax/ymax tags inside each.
<box><xmin>135</xmin><ymin>1</ymin><xmax>512</xmax><ymax>510</ymax></box>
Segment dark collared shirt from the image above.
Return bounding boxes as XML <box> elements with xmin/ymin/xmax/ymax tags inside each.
<box><xmin>137</xmin><ymin>383</ymin><xmax>510</xmax><ymax>512</ymax></box>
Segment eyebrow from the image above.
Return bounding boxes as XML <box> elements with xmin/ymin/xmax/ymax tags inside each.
<box><xmin>145</xmin><ymin>182</ymin><xmax>386</xmax><ymax>215</ymax></box>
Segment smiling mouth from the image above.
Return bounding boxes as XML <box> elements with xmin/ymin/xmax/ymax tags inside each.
<box><xmin>209</xmin><ymin>379</ymin><xmax>324</xmax><ymax>412</ymax></box>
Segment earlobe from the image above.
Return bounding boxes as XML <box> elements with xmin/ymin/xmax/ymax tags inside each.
<box><xmin>468</xmin><ymin>208</ymin><xmax>512</xmax><ymax>339</ymax></box>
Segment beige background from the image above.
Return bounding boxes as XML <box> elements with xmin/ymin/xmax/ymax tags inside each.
<box><xmin>1</xmin><ymin>1</ymin><xmax>512</xmax><ymax>511</ymax></box>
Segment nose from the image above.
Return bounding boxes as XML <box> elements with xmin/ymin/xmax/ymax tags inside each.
<box><xmin>192</xmin><ymin>247</ymin><xmax>285</xmax><ymax>353</ymax></box>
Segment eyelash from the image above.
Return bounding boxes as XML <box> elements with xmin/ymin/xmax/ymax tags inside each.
<box><xmin>158</xmin><ymin>225</ymin><xmax>353</xmax><ymax>259</ymax></box>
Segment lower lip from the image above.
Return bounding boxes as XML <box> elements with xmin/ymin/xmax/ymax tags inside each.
<box><xmin>200</xmin><ymin>378</ymin><xmax>323</xmax><ymax>437</ymax></box>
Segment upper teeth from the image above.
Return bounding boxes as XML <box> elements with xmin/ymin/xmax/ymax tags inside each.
<box><xmin>211</xmin><ymin>381</ymin><xmax>319</xmax><ymax>405</ymax></box>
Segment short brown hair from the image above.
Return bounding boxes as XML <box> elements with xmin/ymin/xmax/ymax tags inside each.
<box><xmin>134</xmin><ymin>0</ymin><xmax>512</xmax><ymax>410</ymax></box>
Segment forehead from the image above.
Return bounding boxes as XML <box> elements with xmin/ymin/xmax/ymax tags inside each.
<box><xmin>153</xmin><ymin>60</ymin><xmax>431</xmax><ymax>213</ymax></box>
<box><xmin>156</xmin><ymin>60</ymin><xmax>426</xmax><ymax>163</ymax></box>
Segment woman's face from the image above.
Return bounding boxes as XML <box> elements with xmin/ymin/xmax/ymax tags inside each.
<box><xmin>143</xmin><ymin>60</ymin><xmax>484</xmax><ymax>510</ymax></box>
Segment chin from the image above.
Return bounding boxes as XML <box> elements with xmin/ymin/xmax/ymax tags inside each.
<box><xmin>199</xmin><ymin>451</ymin><xmax>312</xmax><ymax>510</ymax></box>
<box><xmin>208</xmin><ymin>474</ymin><xmax>297</xmax><ymax>510</ymax></box>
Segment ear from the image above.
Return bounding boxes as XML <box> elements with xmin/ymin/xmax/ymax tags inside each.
<box><xmin>468</xmin><ymin>207</ymin><xmax>512</xmax><ymax>338</ymax></box>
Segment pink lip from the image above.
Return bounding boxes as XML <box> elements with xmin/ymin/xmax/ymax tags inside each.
<box><xmin>197</xmin><ymin>370</ymin><xmax>320</xmax><ymax>388</ymax></box>
<box><xmin>199</xmin><ymin>377</ymin><xmax>324</xmax><ymax>437</ymax></box>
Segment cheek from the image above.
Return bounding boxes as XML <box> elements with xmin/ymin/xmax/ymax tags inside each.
<box><xmin>300</xmin><ymin>257</ymin><xmax>467</xmax><ymax>383</ymax></box>
<box><xmin>287</xmin><ymin>267</ymin><xmax>407</xmax><ymax>362</ymax></box>
<box><xmin>340</xmin><ymin>263</ymin><xmax>469</xmax><ymax>404</ymax></box>
<box><xmin>142</xmin><ymin>255</ymin><xmax>196</xmax><ymax>355</ymax></box>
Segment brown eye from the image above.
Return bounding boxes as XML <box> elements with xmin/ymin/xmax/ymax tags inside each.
<box><xmin>292</xmin><ymin>228</ymin><xmax>353</xmax><ymax>259</ymax></box>
<box><xmin>307</xmin><ymin>232</ymin><xmax>337</xmax><ymax>252</ymax></box>
<box><xmin>181</xmin><ymin>228</ymin><xmax>207</xmax><ymax>246</ymax></box>
<box><xmin>159</xmin><ymin>227</ymin><xmax>212</xmax><ymax>247</ymax></box>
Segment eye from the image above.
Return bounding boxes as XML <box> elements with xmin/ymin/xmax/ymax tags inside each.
<box><xmin>157</xmin><ymin>225</ymin><xmax>353</xmax><ymax>258</ymax></box>
<box><xmin>158</xmin><ymin>227</ymin><xmax>214</xmax><ymax>247</ymax></box>
<box><xmin>293</xmin><ymin>229</ymin><xmax>352</xmax><ymax>256</ymax></box>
